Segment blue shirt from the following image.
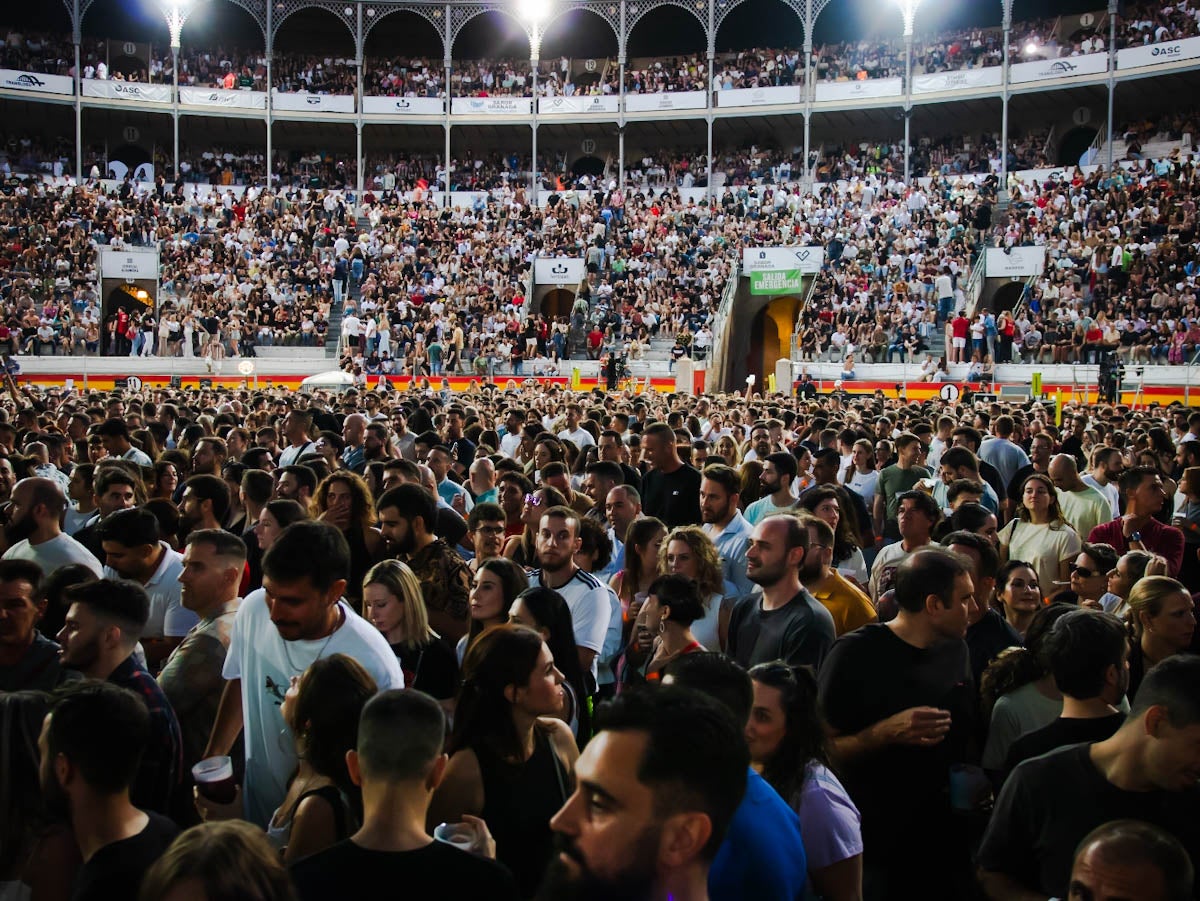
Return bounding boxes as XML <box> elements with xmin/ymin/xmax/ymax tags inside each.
<box><xmin>705</xmin><ymin>511</ymin><xmax>755</xmax><ymax>597</ymax></box>
<box><xmin>710</xmin><ymin>769</ymin><xmax>808</xmax><ymax>901</ymax></box>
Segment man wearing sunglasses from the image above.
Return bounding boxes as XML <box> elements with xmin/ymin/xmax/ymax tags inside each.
<box><xmin>1068</xmin><ymin>544</ymin><xmax>1119</xmax><ymax>607</ymax></box>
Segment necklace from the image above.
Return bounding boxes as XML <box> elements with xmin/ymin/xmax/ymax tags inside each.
<box><xmin>282</xmin><ymin>606</ymin><xmax>343</xmax><ymax>674</ymax></box>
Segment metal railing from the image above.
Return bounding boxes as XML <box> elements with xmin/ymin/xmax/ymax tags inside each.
<box><xmin>964</xmin><ymin>250</ymin><xmax>987</xmax><ymax>317</ymax></box>
<box><xmin>791</xmin><ymin>271</ymin><xmax>822</xmax><ymax>356</ymax></box>
<box><xmin>705</xmin><ymin>264</ymin><xmax>740</xmax><ymax>391</ymax></box>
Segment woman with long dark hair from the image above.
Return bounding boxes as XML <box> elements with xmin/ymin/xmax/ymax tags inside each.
<box><xmin>457</xmin><ymin>557</ymin><xmax>529</xmax><ymax>665</ymax></box>
<box><xmin>311</xmin><ymin>472</ymin><xmax>384</xmax><ymax>607</ymax></box>
<box><xmin>747</xmin><ymin>662</ymin><xmax>863</xmax><ymax>901</ymax></box>
<box><xmin>197</xmin><ymin>654</ymin><xmax>377</xmax><ymax>863</ymax></box>
<box><xmin>428</xmin><ymin>625</ymin><xmax>578</xmax><ymax>898</ymax></box>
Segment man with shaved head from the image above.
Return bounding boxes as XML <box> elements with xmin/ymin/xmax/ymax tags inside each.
<box><xmin>342</xmin><ymin>412</ymin><xmax>368</xmax><ymax>473</ymax></box>
<box><xmin>1</xmin><ymin>477</ymin><xmax>103</xmax><ymax>576</ymax></box>
<box><xmin>1048</xmin><ymin>454</ymin><xmax>1113</xmax><ymax>539</ymax></box>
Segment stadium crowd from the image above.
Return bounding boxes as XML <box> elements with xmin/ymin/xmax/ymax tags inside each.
<box><xmin>4</xmin><ymin>1</ymin><xmax>1200</xmax><ymax>101</ymax></box>
<box><xmin>0</xmin><ymin>372</ymin><xmax>1198</xmax><ymax>900</ymax></box>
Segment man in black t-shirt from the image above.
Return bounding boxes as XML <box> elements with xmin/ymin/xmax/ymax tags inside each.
<box><xmin>639</xmin><ymin>421</ymin><xmax>701</xmax><ymax>529</ymax></box>
<box><xmin>41</xmin><ymin>682</ymin><xmax>179</xmax><ymax>901</ymax></box>
<box><xmin>818</xmin><ymin>546</ymin><xmax>978</xmax><ymax>901</ymax></box>
<box><xmin>1001</xmin><ymin>608</ymin><xmax>1128</xmax><ymax>781</ymax></box>
<box><xmin>290</xmin><ymin>689</ymin><xmax>517</xmax><ymax>901</ymax></box>
<box><xmin>728</xmin><ymin>515</ymin><xmax>835</xmax><ymax>670</ymax></box>
<box><xmin>978</xmin><ymin>655</ymin><xmax>1200</xmax><ymax>900</ymax></box>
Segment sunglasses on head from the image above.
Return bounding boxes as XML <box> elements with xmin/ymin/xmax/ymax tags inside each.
<box><xmin>524</xmin><ymin>493</ymin><xmax>545</xmax><ymax>507</ymax></box>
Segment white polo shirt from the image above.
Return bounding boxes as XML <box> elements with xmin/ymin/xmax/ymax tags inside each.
<box><xmin>104</xmin><ymin>541</ymin><xmax>194</xmax><ymax>639</ymax></box>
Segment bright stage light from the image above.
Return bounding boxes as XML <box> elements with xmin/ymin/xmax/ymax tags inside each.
<box><xmin>517</xmin><ymin>0</ymin><xmax>550</xmax><ymax>24</ymax></box>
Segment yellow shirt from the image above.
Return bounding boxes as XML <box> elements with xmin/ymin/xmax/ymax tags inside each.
<box><xmin>808</xmin><ymin>570</ymin><xmax>878</xmax><ymax>636</ymax></box>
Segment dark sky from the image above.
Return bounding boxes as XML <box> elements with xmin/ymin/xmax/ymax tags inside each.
<box><xmin>8</xmin><ymin>0</ymin><xmax>1108</xmax><ymax>58</ymax></box>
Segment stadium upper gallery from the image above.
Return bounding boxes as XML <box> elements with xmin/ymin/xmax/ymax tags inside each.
<box><xmin>1</xmin><ymin>0</ymin><xmax>1200</xmax><ymax>403</ymax></box>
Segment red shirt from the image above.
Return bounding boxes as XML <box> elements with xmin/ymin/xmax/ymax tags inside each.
<box><xmin>1087</xmin><ymin>518</ymin><xmax>1185</xmax><ymax>577</ymax></box>
<box><xmin>951</xmin><ymin>317</ymin><xmax>970</xmax><ymax>340</ymax></box>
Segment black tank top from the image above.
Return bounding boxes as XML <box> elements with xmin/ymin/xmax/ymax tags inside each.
<box><xmin>474</xmin><ymin>729</ymin><xmax>568</xmax><ymax>898</ymax></box>
<box><xmin>343</xmin><ymin>526</ymin><xmax>372</xmax><ymax>608</ymax></box>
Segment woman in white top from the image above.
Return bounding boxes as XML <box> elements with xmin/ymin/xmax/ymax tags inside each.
<box><xmin>840</xmin><ymin>438</ymin><xmax>879</xmax><ymax>512</ymax></box>
<box><xmin>659</xmin><ymin>525</ymin><xmax>732</xmax><ymax>652</ymax></box>
<box><xmin>998</xmin><ymin>472</ymin><xmax>1081</xmax><ymax>594</ymax></box>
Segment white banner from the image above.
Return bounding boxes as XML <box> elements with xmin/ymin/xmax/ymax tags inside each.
<box><xmin>82</xmin><ymin>79</ymin><xmax>171</xmax><ymax>103</ymax></box>
<box><xmin>0</xmin><ymin>69</ymin><xmax>74</xmax><ymax>95</ymax></box>
<box><xmin>99</xmin><ymin>247</ymin><xmax>160</xmax><ymax>280</ymax></box>
<box><xmin>1011</xmin><ymin>166</ymin><xmax>1070</xmax><ymax>184</ymax></box>
<box><xmin>1010</xmin><ymin>52</ymin><xmax>1108</xmax><ymax>84</ymax></box>
<box><xmin>624</xmin><ymin>90</ymin><xmax>707</xmax><ymax>112</ymax></box>
<box><xmin>534</xmin><ymin>257</ymin><xmax>586</xmax><ymax>285</ymax></box>
<box><xmin>985</xmin><ymin>246</ymin><xmax>1046</xmax><ymax>277</ymax></box>
<box><xmin>362</xmin><ymin>95</ymin><xmax>444</xmax><ymax>115</ymax></box>
<box><xmin>814</xmin><ymin>78</ymin><xmax>903</xmax><ymax>102</ymax></box>
<box><xmin>180</xmin><ymin>86</ymin><xmax>266</xmax><ymax>110</ymax></box>
<box><xmin>912</xmin><ymin>67</ymin><xmax>1003</xmax><ymax>94</ymax></box>
<box><xmin>742</xmin><ymin>246</ymin><xmax>825</xmax><ymax>275</ymax></box>
<box><xmin>451</xmin><ymin>96</ymin><xmax>533</xmax><ymax>115</ymax></box>
<box><xmin>717</xmin><ymin>85</ymin><xmax>801</xmax><ymax>107</ymax></box>
<box><xmin>1118</xmin><ymin>36</ymin><xmax>1200</xmax><ymax>69</ymax></box>
<box><xmin>271</xmin><ymin>92</ymin><xmax>355</xmax><ymax>113</ymax></box>
<box><xmin>538</xmin><ymin>95</ymin><xmax>620</xmax><ymax>114</ymax></box>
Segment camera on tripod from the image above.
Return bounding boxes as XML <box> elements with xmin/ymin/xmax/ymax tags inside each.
<box><xmin>1098</xmin><ymin>351</ymin><xmax>1125</xmax><ymax>404</ymax></box>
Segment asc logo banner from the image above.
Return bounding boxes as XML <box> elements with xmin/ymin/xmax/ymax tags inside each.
<box><xmin>1118</xmin><ymin>36</ymin><xmax>1200</xmax><ymax>69</ymax></box>
<box><xmin>741</xmin><ymin>246</ymin><xmax>825</xmax><ymax>275</ymax></box>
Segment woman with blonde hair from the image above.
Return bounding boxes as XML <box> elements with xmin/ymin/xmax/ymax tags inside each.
<box><xmin>659</xmin><ymin>525</ymin><xmax>731</xmax><ymax>651</ymax></box>
<box><xmin>1125</xmin><ymin>575</ymin><xmax>1197</xmax><ymax>700</ymax></box>
<box><xmin>714</xmin><ymin>433</ymin><xmax>742</xmax><ymax>466</ymax></box>
<box><xmin>998</xmin><ymin>473</ymin><xmax>1082</xmax><ymax>593</ymax></box>
<box><xmin>362</xmin><ymin>560</ymin><xmax>458</xmax><ymax>702</ymax></box>
<box><xmin>139</xmin><ymin>822</ymin><xmax>296</xmax><ymax>901</ymax></box>
<box><xmin>311</xmin><ymin>472</ymin><xmax>384</xmax><ymax>608</ymax></box>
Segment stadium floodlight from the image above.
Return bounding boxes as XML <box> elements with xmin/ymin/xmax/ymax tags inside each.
<box><xmin>517</xmin><ymin>0</ymin><xmax>551</xmax><ymax>24</ymax></box>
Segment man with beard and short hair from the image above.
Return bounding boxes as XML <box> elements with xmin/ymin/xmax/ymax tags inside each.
<box><xmin>540</xmin><ymin>685</ymin><xmax>749</xmax><ymax>901</ymax></box>
<box><xmin>277</xmin><ymin>409</ymin><xmax>317</xmax><ymax>468</ymax></box>
<box><xmin>201</xmin><ymin>522</ymin><xmax>402</xmax><ymax>828</ymax></box>
<box><xmin>289</xmin><ymin>689</ymin><xmax>518</xmax><ymax>900</ymax></box>
<box><xmin>99</xmin><ymin>507</ymin><xmax>191</xmax><ymax>670</ymax></box>
<box><xmin>700</xmin><ymin>465</ymin><xmax>754</xmax><ymax>597</ymax></box>
<box><xmin>39</xmin><ymin>681</ymin><xmax>179</xmax><ymax>901</ymax></box>
<box><xmin>819</xmin><ymin>547</ymin><xmax>978</xmax><ymax>900</ymax></box>
<box><xmin>742</xmin><ymin>424</ymin><xmax>773</xmax><ymax>464</ymax></box>
<box><xmin>527</xmin><ymin>505</ymin><xmax>614</xmax><ymax>685</ymax></box>
<box><xmin>274</xmin><ymin>464</ymin><xmax>317</xmax><ymax>507</ymax></box>
<box><xmin>597</xmin><ymin>429</ymin><xmax>641</xmax><ymax>493</ymax></box>
<box><xmin>190</xmin><ymin>437</ymin><xmax>226</xmax><ymax>477</ymax></box>
<box><xmin>582</xmin><ymin>461</ymin><xmax>623</xmax><ymax>525</ymax></box>
<box><xmin>56</xmin><ymin>578</ymin><xmax>183</xmax><ymax>816</ymax></box>
<box><xmin>466</xmin><ymin>502</ymin><xmax>506</xmax><ymax>573</ymax></box>
<box><xmin>798</xmin><ymin>514</ymin><xmax>877</xmax><ymax>636</ymax></box>
<box><xmin>2</xmin><ymin>477</ymin><xmax>103</xmax><ymax>576</ymax></box>
<box><xmin>1088</xmin><ymin>466</ymin><xmax>1185</xmax><ymax>577</ymax></box>
<box><xmin>341</xmin><ymin>412</ymin><xmax>368</xmax><ymax>474</ymax></box>
<box><xmin>375</xmin><ymin>484</ymin><xmax>471</xmax><ymax>644</ymax></box>
<box><xmin>942</xmin><ymin>530</ymin><xmax>1019</xmax><ymax>686</ymax></box>
<box><xmin>744</xmin><ymin>452</ymin><xmax>798</xmax><ymax>525</ymax></box>
<box><xmin>727</xmin><ymin>515</ymin><xmax>836</xmax><ymax>670</ymax></box>
<box><xmin>179</xmin><ymin>474</ymin><xmax>231</xmax><ymax>542</ymax></box>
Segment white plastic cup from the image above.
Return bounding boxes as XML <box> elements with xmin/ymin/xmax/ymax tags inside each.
<box><xmin>434</xmin><ymin>822</ymin><xmax>478</xmax><ymax>852</ymax></box>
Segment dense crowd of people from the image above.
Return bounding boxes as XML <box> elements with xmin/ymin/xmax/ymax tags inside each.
<box><xmin>4</xmin><ymin>1</ymin><xmax>1200</xmax><ymax>101</ymax></box>
<box><xmin>0</xmin><ymin>376</ymin><xmax>1198</xmax><ymax>901</ymax></box>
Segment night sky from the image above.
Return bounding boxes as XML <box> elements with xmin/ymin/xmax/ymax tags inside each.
<box><xmin>5</xmin><ymin>0</ymin><xmax>1111</xmax><ymax>59</ymax></box>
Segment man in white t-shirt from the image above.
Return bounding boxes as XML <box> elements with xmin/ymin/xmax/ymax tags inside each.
<box><xmin>556</xmin><ymin>403</ymin><xmax>596</xmax><ymax>449</ymax></box>
<box><xmin>2</xmin><ymin>478</ymin><xmax>103</xmax><ymax>578</ymax></box>
<box><xmin>526</xmin><ymin>506</ymin><xmax>612</xmax><ymax>685</ymax></box>
<box><xmin>202</xmin><ymin>522</ymin><xmax>403</xmax><ymax>827</ymax></box>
